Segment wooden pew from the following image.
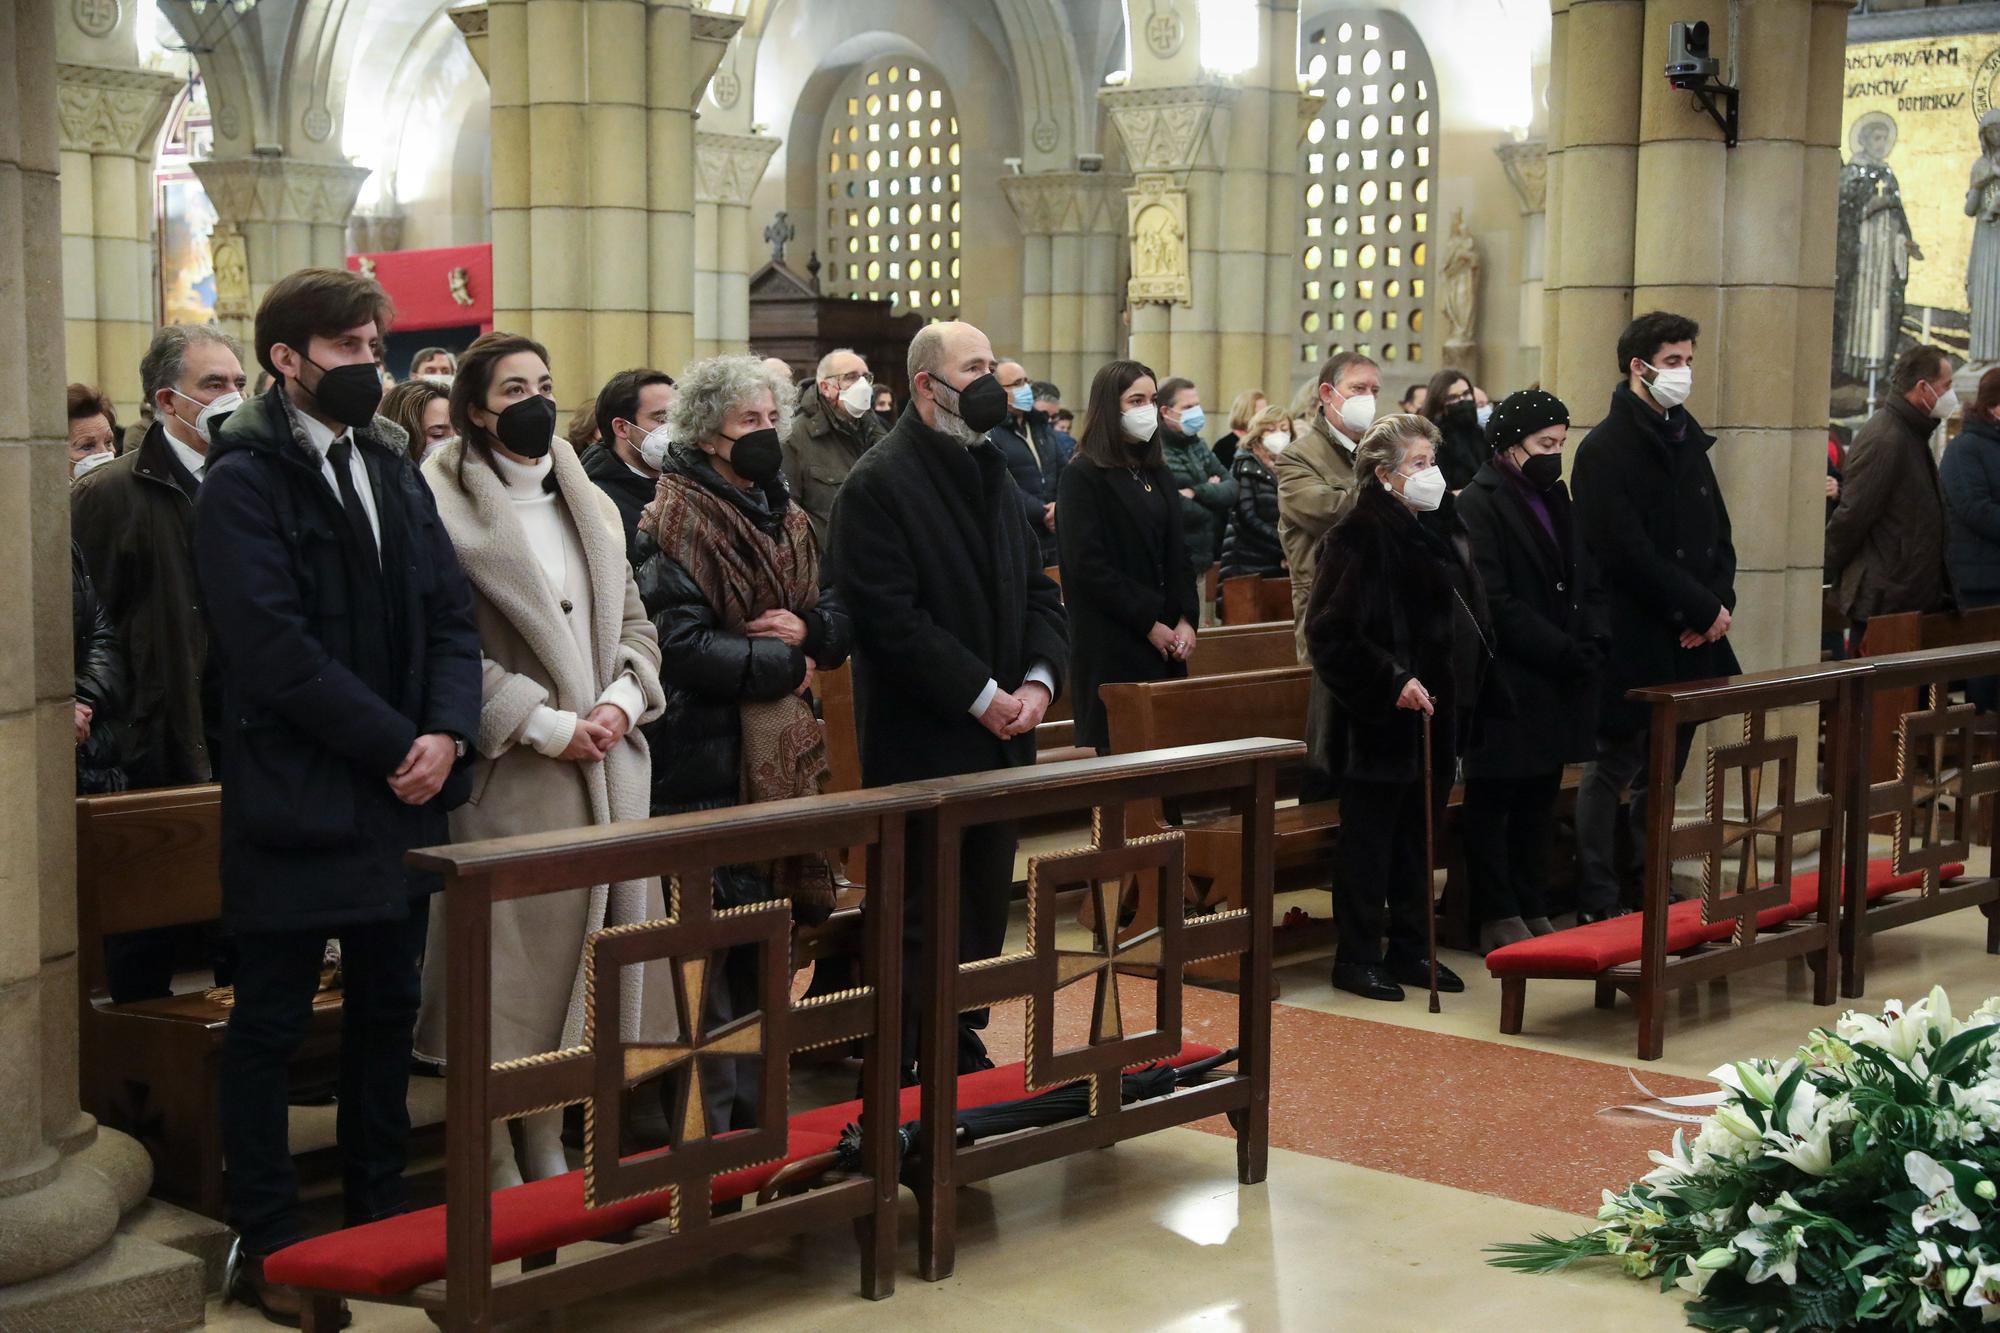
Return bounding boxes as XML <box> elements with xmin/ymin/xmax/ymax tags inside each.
<box><xmin>1858</xmin><ymin>605</ymin><xmax>2000</xmax><ymax>802</ymax></box>
<box><xmin>1219</xmin><ymin>575</ymin><xmax>1292</xmax><ymax>626</ymax></box>
<box><xmin>1837</xmin><ymin>640</ymin><xmax>2000</xmax><ymax>997</ymax></box>
<box><xmin>76</xmin><ymin>785</ymin><xmax>344</xmax><ymax>1218</ymax></box>
<box><xmin>1489</xmin><ymin>662</ymin><xmax>1863</xmax><ymax>1061</ymax></box>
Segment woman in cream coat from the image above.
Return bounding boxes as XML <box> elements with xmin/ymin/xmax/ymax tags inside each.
<box><xmin>416</xmin><ymin>331</ymin><xmax>669</xmax><ymax>1185</ymax></box>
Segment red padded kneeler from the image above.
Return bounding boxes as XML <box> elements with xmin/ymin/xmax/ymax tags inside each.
<box><xmin>1484</xmin><ymin>860</ymin><xmax>1956</xmax><ymax>979</ymax></box>
<box><xmin>267</xmin><ymin>1043</ymin><xmax>1225</xmax><ymax>1297</ymax></box>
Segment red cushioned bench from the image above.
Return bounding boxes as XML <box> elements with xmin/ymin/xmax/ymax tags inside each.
<box><xmin>267</xmin><ymin>1044</ymin><xmax>1223</xmax><ymax>1313</ymax></box>
<box><xmin>1486</xmin><ymin>859</ymin><xmax>1958</xmax><ymax>1056</ymax></box>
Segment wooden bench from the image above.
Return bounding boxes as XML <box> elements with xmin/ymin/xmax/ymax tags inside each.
<box><xmin>1857</xmin><ymin>604</ymin><xmax>2000</xmax><ymax>793</ymax></box>
<box><xmin>1219</xmin><ymin>575</ymin><xmax>1292</xmax><ymax>625</ymax></box>
<box><xmin>1836</xmin><ymin>639</ymin><xmax>2000</xmax><ymax>996</ymax></box>
<box><xmin>76</xmin><ymin>785</ymin><xmax>344</xmax><ymax>1218</ymax></box>
<box><xmin>1488</xmin><ymin>662</ymin><xmax>1864</xmax><ymax>1060</ymax></box>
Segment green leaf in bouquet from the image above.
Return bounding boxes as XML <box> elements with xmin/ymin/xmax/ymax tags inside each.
<box><xmin>1926</xmin><ymin>1021</ymin><xmax>2000</xmax><ymax>1083</ymax></box>
<box><xmin>1943</xmin><ymin>1159</ymin><xmax>1990</xmax><ymax>1211</ymax></box>
<box><xmin>1842</xmin><ymin>1244</ymin><xmax>1893</xmax><ymax>1271</ymax></box>
<box><xmin>1849</xmin><ymin>1043</ymin><xmax>1928</xmax><ymax>1102</ymax></box>
<box><xmin>1483</xmin><ymin>1234</ymin><xmax>1610</xmax><ymax>1274</ymax></box>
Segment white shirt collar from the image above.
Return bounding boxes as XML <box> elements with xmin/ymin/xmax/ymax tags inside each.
<box><xmin>160</xmin><ymin>424</ymin><xmax>209</xmax><ymax>482</ymax></box>
<box><xmin>296</xmin><ymin>408</ymin><xmax>346</xmax><ymax>462</ymax></box>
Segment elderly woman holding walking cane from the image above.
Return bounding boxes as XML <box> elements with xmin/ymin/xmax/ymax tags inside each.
<box><xmin>1306</xmin><ymin>412</ymin><xmax>1499</xmax><ymax>1003</ymax></box>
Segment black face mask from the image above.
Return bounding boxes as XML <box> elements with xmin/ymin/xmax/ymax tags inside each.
<box><xmin>303</xmin><ymin>357</ymin><xmax>385</xmax><ymax>429</ymax></box>
<box><xmin>1446</xmin><ymin>399</ymin><xmax>1478</xmax><ymax>427</ymax></box>
<box><xmin>1518</xmin><ymin>451</ymin><xmax>1563</xmax><ymax>492</ymax></box>
<box><xmin>491</xmin><ymin>394</ymin><xmax>558</xmax><ymax>458</ymax></box>
<box><xmin>936</xmin><ymin>371</ymin><xmax>1010</xmax><ymax>434</ymax></box>
<box><xmin>722</xmin><ymin>427</ymin><xmax>784</xmax><ymax>485</ymax></box>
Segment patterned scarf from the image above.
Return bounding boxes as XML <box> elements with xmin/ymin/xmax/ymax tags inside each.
<box><xmin>644</xmin><ymin>466</ymin><xmax>835</xmax><ymax>920</ymax></box>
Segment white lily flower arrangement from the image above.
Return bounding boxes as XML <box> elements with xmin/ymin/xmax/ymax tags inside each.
<box><xmin>1490</xmin><ymin>988</ymin><xmax>2000</xmax><ymax>1331</ymax></box>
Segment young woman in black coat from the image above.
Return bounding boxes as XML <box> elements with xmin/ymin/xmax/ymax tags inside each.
<box><xmin>1419</xmin><ymin>368</ymin><xmax>1486</xmax><ymax>492</ymax></box>
<box><xmin>1056</xmin><ymin>359</ymin><xmax>1198</xmax><ymax>753</ymax></box>
<box><xmin>1307</xmin><ymin>413</ymin><xmax>1497</xmax><ymax>1001</ymax></box>
<box><xmin>1218</xmin><ymin>404</ymin><xmax>1289</xmax><ymax>579</ymax></box>
<box><xmin>1456</xmin><ymin>389</ymin><xmax>1608</xmax><ymax>953</ymax></box>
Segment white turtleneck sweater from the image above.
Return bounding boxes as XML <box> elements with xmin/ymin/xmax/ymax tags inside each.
<box><xmin>491</xmin><ymin>450</ymin><xmax>646</xmax><ymax>757</ymax></box>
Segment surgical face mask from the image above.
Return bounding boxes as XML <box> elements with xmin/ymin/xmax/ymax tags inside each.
<box><xmin>1642</xmin><ymin>361</ymin><xmax>1693</xmax><ymax>410</ymax></box>
<box><xmin>172</xmin><ymin>387</ymin><xmax>243</xmax><ymax>445</ymax></box>
<box><xmin>1177</xmin><ymin>405</ymin><xmax>1207</xmax><ymax>437</ymax></box>
<box><xmin>1395</xmin><ymin>464</ymin><xmax>1446</xmax><ymax>512</ymax></box>
<box><xmin>1008</xmin><ymin>383</ymin><xmax>1035</xmax><ymax>413</ymax></box>
<box><xmin>1476</xmin><ymin>403</ymin><xmax>1494</xmax><ymax>430</ymax></box>
<box><xmin>837</xmin><ymin>376</ymin><xmax>874</xmax><ymax>420</ymax></box>
<box><xmin>1335</xmin><ymin>390</ymin><xmax>1376</xmax><ymax>437</ymax></box>
<box><xmin>1264</xmin><ymin>430</ymin><xmax>1292</xmax><ymax>455</ymax></box>
<box><xmin>1929</xmin><ymin>383</ymin><xmax>1961</xmax><ymax>421</ymax></box>
<box><xmin>72</xmin><ymin>449</ymin><xmax>115</xmax><ymax>481</ymax></box>
<box><xmin>1121</xmin><ymin>404</ymin><xmax>1160</xmax><ymax>442</ymax></box>
<box><xmin>635</xmin><ymin>421</ymin><xmax>673</xmax><ymax>471</ymax></box>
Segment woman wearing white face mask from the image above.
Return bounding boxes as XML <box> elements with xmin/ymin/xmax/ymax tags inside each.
<box><xmin>1055</xmin><ymin>359</ymin><xmax>1199</xmax><ymax>753</ymax></box>
<box><xmin>1219</xmin><ymin>404</ymin><xmax>1290</xmax><ymax>579</ymax></box>
<box><xmin>1305</xmin><ymin>413</ymin><xmax>1498</xmax><ymax>1002</ymax></box>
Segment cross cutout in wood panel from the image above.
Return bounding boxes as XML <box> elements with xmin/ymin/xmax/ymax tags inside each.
<box><xmin>1022</xmin><ymin>822</ymin><xmax>1186</xmax><ymax>1109</ymax></box>
<box><xmin>1881</xmin><ymin>688</ymin><xmax>2000</xmax><ymax>889</ymax></box>
<box><xmin>580</xmin><ymin>881</ymin><xmax>792</xmax><ymax>1214</ymax></box>
<box><xmin>1677</xmin><ymin>712</ymin><xmax>1832</xmax><ymax>943</ymax></box>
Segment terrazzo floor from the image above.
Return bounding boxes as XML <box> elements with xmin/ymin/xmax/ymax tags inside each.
<box><xmin>205</xmin><ymin>844</ymin><xmax>1999</xmax><ymax>1331</ymax></box>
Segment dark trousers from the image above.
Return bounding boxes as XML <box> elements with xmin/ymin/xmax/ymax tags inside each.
<box><xmin>1333</xmin><ymin>772</ymin><xmax>1450</xmax><ymax>968</ymax></box>
<box><xmin>1575</xmin><ymin>722</ymin><xmax>1696</xmax><ymax>914</ymax></box>
<box><xmin>902</xmin><ymin>819</ymin><xmax>1017</xmax><ymax>1070</ymax></box>
<box><xmin>221</xmin><ymin>909</ymin><xmax>427</xmax><ymax>1255</ymax></box>
<box><xmin>700</xmin><ymin>943</ymin><xmax>763</xmax><ymax>1133</ymax></box>
<box><xmin>1462</xmin><ymin>771</ymin><xmax>1562</xmax><ymax>923</ymax></box>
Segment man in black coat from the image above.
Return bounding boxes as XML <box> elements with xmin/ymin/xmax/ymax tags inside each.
<box><xmin>194</xmin><ymin>267</ymin><xmax>481</xmax><ymax>1320</ymax></box>
<box><xmin>828</xmin><ymin>320</ymin><xmax>1069</xmax><ymax>1075</ymax></box>
<box><xmin>990</xmin><ymin>358</ymin><xmax>1067</xmax><ymax>566</ymax></box>
<box><xmin>1569</xmin><ymin>311</ymin><xmax>1738</xmax><ymax>923</ymax></box>
<box><xmin>580</xmin><ymin>367</ymin><xmax>676</xmax><ymax>563</ymax></box>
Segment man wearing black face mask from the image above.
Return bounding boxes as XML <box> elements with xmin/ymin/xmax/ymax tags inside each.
<box><xmin>827</xmin><ymin>319</ymin><xmax>1069</xmax><ymax>1081</ymax></box>
<box><xmin>193</xmin><ymin>266</ymin><xmax>481</xmax><ymax>1323</ymax></box>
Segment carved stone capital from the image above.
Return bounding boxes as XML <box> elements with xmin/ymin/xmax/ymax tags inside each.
<box><xmin>1098</xmin><ymin>83</ymin><xmax>1237</xmax><ymax>175</ymax></box>
<box><xmin>999</xmin><ymin>171</ymin><xmax>1133</xmax><ymax>237</ymax></box>
<box><xmin>688</xmin><ymin>11</ymin><xmax>745</xmax><ymax>104</ymax></box>
<box><xmin>448</xmin><ymin>3</ymin><xmax>489</xmax><ymax>79</ymax></box>
<box><xmin>1494</xmin><ymin>138</ymin><xmax>1547</xmax><ymax>215</ymax></box>
<box><xmin>54</xmin><ymin>62</ymin><xmax>181</xmax><ymax>157</ymax></box>
<box><xmin>193</xmin><ymin>157</ymin><xmax>372</xmax><ymax>229</ymax></box>
<box><xmin>694</xmin><ymin>131</ymin><xmax>779</xmax><ymax>206</ymax></box>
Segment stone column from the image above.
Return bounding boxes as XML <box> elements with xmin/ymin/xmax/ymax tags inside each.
<box><xmin>1495</xmin><ymin>138</ymin><xmax>1549</xmax><ymax>383</ymax></box>
<box><xmin>693</xmin><ymin>131</ymin><xmax>779</xmax><ymax>361</ymax></box>
<box><xmin>191</xmin><ymin>157</ymin><xmax>371</xmax><ymax>343</ymax></box>
<box><xmin>1540</xmin><ymin>0</ymin><xmax>1643</xmax><ymax>433</ymax></box>
<box><xmin>487</xmin><ymin>0</ymin><xmax>736</xmax><ymax>405</ymax></box>
<box><xmin>53</xmin><ymin>61</ymin><xmax>179</xmax><ymax>419</ymax></box>
<box><xmin>0</xmin><ymin>2</ymin><xmax>184</xmax><ymax>1324</ymax></box>
<box><xmin>999</xmin><ymin>171</ymin><xmax>1130</xmax><ymax>398</ymax></box>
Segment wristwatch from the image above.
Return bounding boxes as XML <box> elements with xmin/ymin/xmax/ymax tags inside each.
<box><xmin>451</xmin><ymin>735</ymin><xmax>469</xmax><ymax>760</ymax></box>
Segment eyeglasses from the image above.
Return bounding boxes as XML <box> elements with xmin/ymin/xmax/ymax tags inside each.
<box><xmin>827</xmin><ymin>370</ymin><xmax>868</xmax><ymax>388</ymax></box>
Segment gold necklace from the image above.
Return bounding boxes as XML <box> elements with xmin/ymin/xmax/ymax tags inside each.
<box><xmin>1126</xmin><ymin>464</ymin><xmax>1153</xmax><ymax>492</ymax></box>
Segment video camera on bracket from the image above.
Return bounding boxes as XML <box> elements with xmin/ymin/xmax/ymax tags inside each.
<box><xmin>1663</xmin><ymin>19</ymin><xmax>1738</xmax><ymax>147</ymax></box>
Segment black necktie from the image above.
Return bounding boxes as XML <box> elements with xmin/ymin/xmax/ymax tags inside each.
<box><xmin>327</xmin><ymin>435</ymin><xmax>380</xmax><ymax>569</ymax></box>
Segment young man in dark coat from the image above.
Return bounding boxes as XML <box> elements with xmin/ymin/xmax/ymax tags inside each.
<box><xmin>580</xmin><ymin>367</ymin><xmax>676</xmax><ymax>562</ymax></box>
<box><xmin>194</xmin><ymin>267</ymin><xmax>481</xmax><ymax>1322</ymax></box>
<box><xmin>1825</xmin><ymin>342</ymin><xmax>1956</xmax><ymax>625</ymax></box>
<box><xmin>828</xmin><ymin>319</ymin><xmax>1069</xmax><ymax>1076</ymax></box>
<box><xmin>990</xmin><ymin>358</ymin><xmax>1068</xmax><ymax>566</ymax></box>
<box><xmin>1569</xmin><ymin>311</ymin><xmax>1738</xmax><ymax>923</ymax></box>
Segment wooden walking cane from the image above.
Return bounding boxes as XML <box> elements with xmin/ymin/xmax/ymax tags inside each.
<box><xmin>1421</xmin><ymin>708</ymin><xmax>1440</xmax><ymax>1014</ymax></box>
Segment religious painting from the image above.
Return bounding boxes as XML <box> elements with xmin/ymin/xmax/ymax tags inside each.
<box><xmin>158</xmin><ymin>173</ymin><xmax>218</xmax><ymax>327</ymax></box>
<box><xmin>1126</xmin><ymin>174</ymin><xmax>1190</xmax><ymax>307</ymax></box>
<box><xmin>1838</xmin><ymin>30</ymin><xmax>2000</xmax><ymax>411</ymax></box>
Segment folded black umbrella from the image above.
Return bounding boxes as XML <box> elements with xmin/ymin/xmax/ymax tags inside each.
<box><xmin>832</xmin><ymin>1048</ymin><xmax>1240</xmax><ymax>1177</ymax></box>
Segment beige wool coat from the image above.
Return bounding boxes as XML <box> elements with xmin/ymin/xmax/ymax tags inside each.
<box><xmin>414</xmin><ymin>435</ymin><xmax>672</xmax><ymax>1065</ymax></box>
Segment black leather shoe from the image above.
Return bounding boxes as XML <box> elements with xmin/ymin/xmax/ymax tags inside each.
<box><xmin>1387</xmin><ymin>957</ymin><xmax>1464</xmax><ymax>992</ymax></box>
<box><xmin>1576</xmin><ymin>907</ymin><xmax>1634</xmax><ymax>926</ymax></box>
<box><xmin>1331</xmin><ymin>962</ymin><xmax>1405</xmax><ymax>1002</ymax></box>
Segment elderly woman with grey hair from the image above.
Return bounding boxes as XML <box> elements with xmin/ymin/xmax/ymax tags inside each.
<box><xmin>1305</xmin><ymin>412</ymin><xmax>1498</xmax><ymax>1003</ymax></box>
<box><xmin>633</xmin><ymin>354</ymin><xmax>852</xmax><ymax>1130</ymax></box>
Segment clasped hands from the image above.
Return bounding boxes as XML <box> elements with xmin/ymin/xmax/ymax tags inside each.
<box><xmin>979</xmin><ymin>680</ymin><xmax>1052</xmax><ymax>739</ymax></box>
<box><xmin>1146</xmin><ymin>619</ymin><xmax>1197</xmax><ymax>663</ymax></box>
<box><xmin>1678</xmin><ymin>605</ymin><xmax>1732</xmax><ymax>651</ymax></box>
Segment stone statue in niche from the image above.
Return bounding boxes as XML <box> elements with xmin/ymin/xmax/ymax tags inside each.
<box><xmin>1836</xmin><ymin>112</ymin><xmax>1920</xmax><ymax>384</ymax></box>
<box><xmin>764</xmin><ymin>210</ymin><xmax>795</xmax><ymax>266</ymax></box>
<box><xmin>1126</xmin><ymin>175</ymin><xmax>1190</xmax><ymax>307</ymax></box>
<box><xmin>1440</xmin><ymin>208</ymin><xmax>1480</xmax><ymax>375</ymax></box>
<box><xmin>1967</xmin><ymin>110</ymin><xmax>2000</xmax><ymax>363</ymax></box>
